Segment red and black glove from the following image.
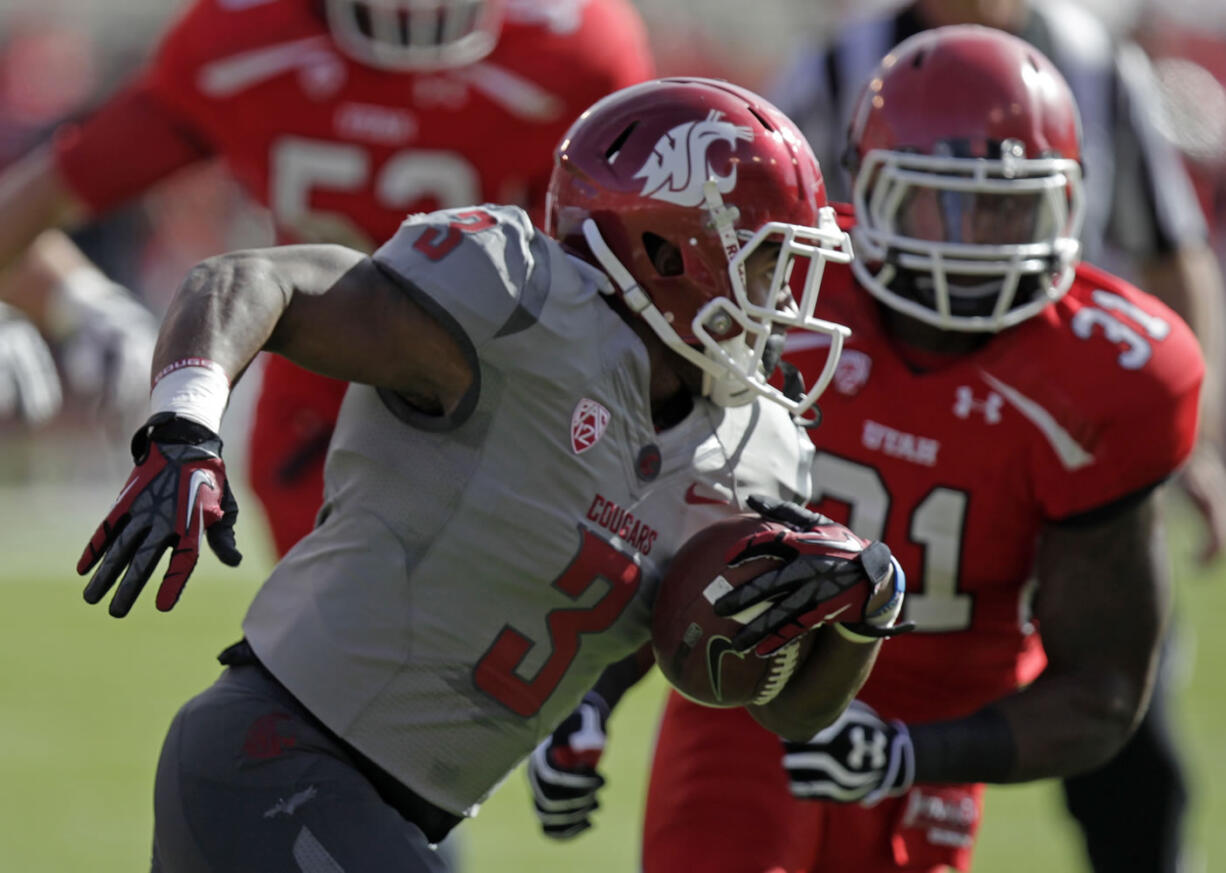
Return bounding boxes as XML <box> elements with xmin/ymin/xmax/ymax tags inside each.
<box><xmin>77</xmin><ymin>412</ymin><xmax>241</xmax><ymax>617</ymax></box>
<box><xmin>714</xmin><ymin>494</ymin><xmax>911</xmax><ymax>655</ymax></box>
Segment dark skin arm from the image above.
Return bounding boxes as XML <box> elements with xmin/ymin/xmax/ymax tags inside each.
<box><xmin>0</xmin><ymin>148</ymin><xmax>467</xmax><ymax>395</ymax></box>
<box><xmin>912</xmin><ymin>493</ymin><xmax>1170</xmax><ymax>783</ymax></box>
<box><xmin>0</xmin><ymin>148</ymin><xmax>86</xmax><ymax>268</ymax></box>
<box><xmin>0</xmin><ymin>148</ymin><xmax>91</xmax><ymax>330</ymax></box>
<box><xmin>999</xmin><ymin>494</ymin><xmax>1169</xmax><ymax>779</ymax></box>
<box><xmin>153</xmin><ymin>244</ymin><xmax>473</xmax><ymax>410</ymax></box>
<box><xmin>748</xmin><ymin>581</ymin><xmax>894</xmax><ymax>742</ymax></box>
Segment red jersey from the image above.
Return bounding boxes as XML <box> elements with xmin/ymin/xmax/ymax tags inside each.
<box><xmin>54</xmin><ymin>0</ymin><xmax>653</xmax><ymax>239</ymax></box>
<box><xmin>644</xmin><ymin>212</ymin><xmax>1201</xmax><ymax>873</ymax></box>
<box><xmin>52</xmin><ymin>0</ymin><xmax>653</xmax><ymax>556</ymax></box>
<box><xmin>786</xmin><ymin>259</ymin><xmax>1202</xmax><ymax>724</ymax></box>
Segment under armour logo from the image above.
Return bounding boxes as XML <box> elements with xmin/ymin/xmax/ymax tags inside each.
<box><xmin>848</xmin><ymin>725</ymin><xmax>888</xmax><ymax>770</ymax></box>
<box><xmin>634</xmin><ymin>110</ymin><xmax>754</xmax><ymax>207</ymax></box>
<box><xmin>953</xmin><ymin>386</ymin><xmax>1003</xmax><ymax>424</ymax></box>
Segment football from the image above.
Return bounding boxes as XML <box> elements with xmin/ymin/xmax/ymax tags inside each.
<box><xmin>651</xmin><ymin>514</ymin><xmax>819</xmax><ymax>708</ymax></box>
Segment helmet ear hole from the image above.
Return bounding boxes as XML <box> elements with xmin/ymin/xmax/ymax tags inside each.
<box><xmin>643</xmin><ymin>233</ymin><xmax>684</xmax><ymax>277</ymax></box>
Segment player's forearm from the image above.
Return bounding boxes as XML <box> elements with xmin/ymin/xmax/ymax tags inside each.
<box><xmin>153</xmin><ymin>251</ymin><xmax>295</xmax><ymax>386</ymax></box>
<box><xmin>591</xmin><ymin>644</ymin><xmax>656</xmax><ymax>712</ymax></box>
<box><xmin>912</xmin><ymin>500</ymin><xmax>1168</xmax><ymax>785</ymax></box>
<box><xmin>0</xmin><ymin>229</ymin><xmax>123</xmax><ymax>338</ymax></box>
<box><xmin>997</xmin><ymin>666</ymin><xmax>1151</xmax><ymax>780</ymax></box>
<box><xmin>0</xmin><ymin>149</ymin><xmax>87</xmax><ymax>306</ymax></box>
<box><xmin>750</xmin><ymin>560</ymin><xmax>902</xmax><ymax>740</ymax></box>
<box><xmin>749</xmin><ymin>626</ymin><xmax>881</xmax><ymax>741</ymax></box>
<box><xmin>156</xmin><ymin>243</ymin><xmax>384</xmax><ymax>380</ymax></box>
<box><xmin>156</xmin><ymin>244</ymin><xmax>473</xmax><ymax>418</ymax></box>
<box><xmin>907</xmin><ymin>662</ymin><xmax>1150</xmax><ymax>785</ymax></box>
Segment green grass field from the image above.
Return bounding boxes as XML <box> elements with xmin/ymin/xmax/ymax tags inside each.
<box><xmin>2</xmin><ymin>483</ymin><xmax>1223</xmax><ymax>872</ymax></box>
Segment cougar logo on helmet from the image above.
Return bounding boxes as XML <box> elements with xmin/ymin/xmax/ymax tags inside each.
<box><xmin>547</xmin><ymin>77</ymin><xmax>854</xmax><ymax>419</ymax></box>
<box><xmin>634</xmin><ymin>110</ymin><xmax>753</xmax><ymax>207</ymax></box>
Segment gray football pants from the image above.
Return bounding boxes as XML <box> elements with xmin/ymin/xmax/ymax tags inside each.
<box><xmin>151</xmin><ymin>664</ymin><xmax>452</xmax><ymax>873</ymax></box>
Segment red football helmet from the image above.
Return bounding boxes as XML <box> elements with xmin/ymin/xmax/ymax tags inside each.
<box><xmin>547</xmin><ymin>77</ymin><xmax>853</xmax><ymax>420</ymax></box>
<box><xmin>322</xmin><ymin>0</ymin><xmax>503</xmax><ymax>70</ymax></box>
<box><xmin>846</xmin><ymin>25</ymin><xmax>1087</xmax><ymax>332</ymax></box>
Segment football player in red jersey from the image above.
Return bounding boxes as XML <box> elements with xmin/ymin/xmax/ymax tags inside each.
<box><xmin>530</xmin><ymin>26</ymin><xmax>1204</xmax><ymax>872</ymax></box>
<box><xmin>0</xmin><ymin>0</ymin><xmax>654</xmax><ymax>556</ymax></box>
<box><xmin>642</xmin><ymin>26</ymin><xmax>1199</xmax><ymax>873</ymax></box>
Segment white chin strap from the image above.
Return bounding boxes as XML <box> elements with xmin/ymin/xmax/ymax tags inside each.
<box><xmin>580</xmin><ymin>219</ymin><xmax>731</xmax><ymax>391</ymax></box>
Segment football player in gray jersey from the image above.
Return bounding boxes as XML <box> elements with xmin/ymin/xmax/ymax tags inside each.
<box><xmin>75</xmin><ymin>77</ymin><xmax>905</xmax><ymax>873</ymax></box>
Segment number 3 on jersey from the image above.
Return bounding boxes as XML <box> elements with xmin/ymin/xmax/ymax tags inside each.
<box><xmin>474</xmin><ymin>527</ymin><xmax>642</xmax><ymax>717</ymax></box>
<box><xmin>413</xmin><ymin>208</ymin><xmax>496</xmax><ymax>261</ymax></box>
<box><xmin>812</xmin><ymin>452</ymin><xmax>972</xmax><ymax>633</ymax></box>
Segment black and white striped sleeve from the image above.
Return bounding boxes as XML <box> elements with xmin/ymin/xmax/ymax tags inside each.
<box><xmin>1106</xmin><ymin>41</ymin><xmax>1208</xmax><ymax>257</ymax></box>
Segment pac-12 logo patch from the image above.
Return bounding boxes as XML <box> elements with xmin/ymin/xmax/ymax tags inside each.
<box><xmin>571</xmin><ymin>398</ymin><xmax>611</xmax><ymax>454</ymax></box>
<box><xmin>634</xmin><ymin>110</ymin><xmax>754</xmax><ymax>207</ymax></box>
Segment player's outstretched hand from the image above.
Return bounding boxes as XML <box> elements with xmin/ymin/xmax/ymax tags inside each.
<box><xmin>713</xmin><ymin>495</ymin><xmax>909</xmax><ymax>655</ymax></box>
<box><xmin>783</xmin><ymin>699</ymin><xmax>914</xmax><ymax>807</ymax></box>
<box><xmin>0</xmin><ymin>309</ymin><xmax>62</xmax><ymax>425</ymax></box>
<box><xmin>58</xmin><ymin>286</ymin><xmax>158</xmax><ymax>422</ymax></box>
<box><xmin>527</xmin><ymin>692</ymin><xmax>609</xmax><ymax>840</ymax></box>
<box><xmin>77</xmin><ymin>412</ymin><xmax>241</xmax><ymax>617</ymax></box>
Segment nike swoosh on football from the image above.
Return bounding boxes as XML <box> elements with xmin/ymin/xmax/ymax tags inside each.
<box><xmin>684</xmin><ymin>483</ymin><xmax>731</xmax><ymax>506</ymax></box>
<box><xmin>705</xmin><ymin>635</ymin><xmax>745</xmax><ymax>704</ymax></box>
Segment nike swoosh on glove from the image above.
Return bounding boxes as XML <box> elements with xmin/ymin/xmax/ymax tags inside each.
<box><xmin>77</xmin><ymin>412</ymin><xmax>241</xmax><ymax>616</ymax></box>
<box><xmin>0</xmin><ymin>310</ymin><xmax>62</xmax><ymax>425</ymax></box>
<box><xmin>713</xmin><ymin>495</ymin><xmax>905</xmax><ymax>655</ymax></box>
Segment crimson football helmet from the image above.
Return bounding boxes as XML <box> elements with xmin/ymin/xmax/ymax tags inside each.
<box><xmin>846</xmin><ymin>25</ymin><xmax>1086</xmax><ymax>332</ymax></box>
<box><xmin>323</xmin><ymin>0</ymin><xmax>503</xmax><ymax>70</ymax></box>
<box><xmin>547</xmin><ymin>77</ymin><xmax>853</xmax><ymax>420</ymax></box>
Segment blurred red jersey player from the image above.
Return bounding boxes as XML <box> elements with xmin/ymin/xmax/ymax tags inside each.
<box><xmin>51</xmin><ymin>0</ymin><xmax>654</xmax><ymax>555</ymax></box>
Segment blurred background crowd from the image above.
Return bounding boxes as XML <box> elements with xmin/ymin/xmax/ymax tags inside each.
<box><xmin>0</xmin><ymin>0</ymin><xmax>1224</xmax><ymax>483</ymax></box>
<box><xmin>1</xmin><ymin>0</ymin><xmax>1225</xmax><ymax>480</ymax></box>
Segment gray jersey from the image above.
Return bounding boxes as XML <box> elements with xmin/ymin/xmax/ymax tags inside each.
<box><xmin>242</xmin><ymin>205</ymin><xmax>814</xmax><ymax>816</ymax></box>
